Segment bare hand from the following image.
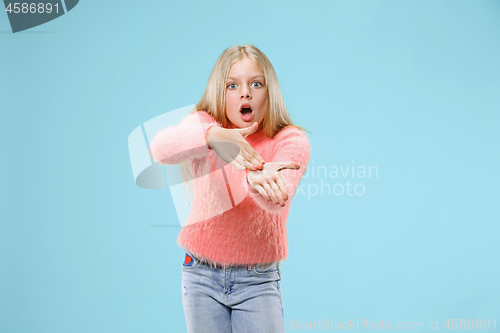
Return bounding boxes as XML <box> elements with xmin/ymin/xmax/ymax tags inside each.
<box><xmin>247</xmin><ymin>161</ymin><xmax>300</xmax><ymax>207</ymax></box>
<box><xmin>206</xmin><ymin>122</ymin><xmax>265</xmax><ymax>171</ymax></box>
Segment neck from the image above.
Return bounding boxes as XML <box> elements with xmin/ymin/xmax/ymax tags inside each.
<box><xmin>257</xmin><ymin>121</ymin><xmax>264</xmax><ymax>132</ymax></box>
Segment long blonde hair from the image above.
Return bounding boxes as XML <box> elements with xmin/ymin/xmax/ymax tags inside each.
<box><xmin>180</xmin><ymin>44</ymin><xmax>310</xmax><ymax>206</ymax></box>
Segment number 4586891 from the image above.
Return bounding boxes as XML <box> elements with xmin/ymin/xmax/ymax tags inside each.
<box><xmin>5</xmin><ymin>3</ymin><xmax>59</xmax><ymax>14</ymax></box>
<box><xmin>444</xmin><ymin>319</ymin><xmax>496</xmax><ymax>329</ymax></box>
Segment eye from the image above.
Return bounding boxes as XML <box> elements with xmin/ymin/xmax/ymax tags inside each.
<box><xmin>252</xmin><ymin>81</ymin><xmax>263</xmax><ymax>88</ymax></box>
<box><xmin>227</xmin><ymin>83</ymin><xmax>237</xmax><ymax>89</ymax></box>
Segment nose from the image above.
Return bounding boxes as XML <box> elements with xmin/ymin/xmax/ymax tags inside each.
<box><xmin>240</xmin><ymin>86</ymin><xmax>251</xmax><ymax>99</ymax></box>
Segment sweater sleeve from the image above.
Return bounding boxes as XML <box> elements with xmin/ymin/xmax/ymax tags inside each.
<box><xmin>149</xmin><ymin>111</ymin><xmax>221</xmax><ymax>165</ymax></box>
<box><xmin>246</xmin><ymin>126</ymin><xmax>310</xmax><ymax>212</ymax></box>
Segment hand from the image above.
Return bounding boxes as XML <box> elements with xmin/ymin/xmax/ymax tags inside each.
<box><xmin>206</xmin><ymin>122</ymin><xmax>265</xmax><ymax>171</ymax></box>
<box><xmin>247</xmin><ymin>161</ymin><xmax>300</xmax><ymax>207</ymax></box>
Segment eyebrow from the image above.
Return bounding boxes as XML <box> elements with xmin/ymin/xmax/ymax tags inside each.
<box><xmin>227</xmin><ymin>75</ymin><xmax>265</xmax><ymax>80</ymax></box>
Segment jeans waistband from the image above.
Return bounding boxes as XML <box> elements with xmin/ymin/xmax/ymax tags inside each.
<box><xmin>185</xmin><ymin>251</ymin><xmax>279</xmax><ymax>270</ymax></box>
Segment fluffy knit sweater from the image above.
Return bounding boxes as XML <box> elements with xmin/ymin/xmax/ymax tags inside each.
<box><xmin>149</xmin><ymin>110</ymin><xmax>310</xmax><ymax>268</ymax></box>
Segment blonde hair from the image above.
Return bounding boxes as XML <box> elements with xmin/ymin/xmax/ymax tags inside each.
<box><xmin>180</xmin><ymin>44</ymin><xmax>310</xmax><ymax>207</ymax></box>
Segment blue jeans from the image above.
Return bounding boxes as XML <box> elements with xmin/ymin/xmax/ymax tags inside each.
<box><xmin>181</xmin><ymin>252</ymin><xmax>285</xmax><ymax>333</ymax></box>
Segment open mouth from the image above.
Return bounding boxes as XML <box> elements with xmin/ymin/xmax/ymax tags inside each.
<box><xmin>239</xmin><ymin>104</ymin><xmax>254</xmax><ymax>121</ymax></box>
<box><xmin>240</xmin><ymin>103</ymin><xmax>253</xmax><ymax>114</ymax></box>
<box><xmin>240</xmin><ymin>107</ymin><xmax>253</xmax><ymax>115</ymax></box>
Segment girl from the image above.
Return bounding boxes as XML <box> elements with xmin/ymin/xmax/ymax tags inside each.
<box><xmin>149</xmin><ymin>44</ymin><xmax>310</xmax><ymax>333</ymax></box>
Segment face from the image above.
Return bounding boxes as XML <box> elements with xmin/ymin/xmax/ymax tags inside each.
<box><xmin>225</xmin><ymin>57</ymin><xmax>268</xmax><ymax>130</ymax></box>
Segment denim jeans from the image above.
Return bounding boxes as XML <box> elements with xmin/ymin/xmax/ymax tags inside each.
<box><xmin>181</xmin><ymin>252</ymin><xmax>285</xmax><ymax>333</ymax></box>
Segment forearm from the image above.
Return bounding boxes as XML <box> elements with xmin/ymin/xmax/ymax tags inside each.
<box><xmin>149</xmin><ymin>111</ymin><xmax>221</xmax><ymax>164</ymax></box>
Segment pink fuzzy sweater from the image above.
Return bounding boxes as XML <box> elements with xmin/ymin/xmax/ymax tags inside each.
<box><xmin>149</xmin><ymin>111</ymin><xmax>310</xmax><ymax>268</ymax></box>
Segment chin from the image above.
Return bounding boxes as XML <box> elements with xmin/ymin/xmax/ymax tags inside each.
<box><xmin>228</xmin><ymin>115</ymin><xmax>263</xmax><ymax>129</ymax></box>
<box><xmin>228</xmin><ymin>119</ymin><xmax>244</xmax><ymax>129</ymax></box>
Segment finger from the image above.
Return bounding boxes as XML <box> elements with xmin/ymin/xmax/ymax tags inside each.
<box><xmin>240</xmin><ymin>148</ymin><xmax>264</xmax><ymax>169</ymax></box>
<box><xmin>229</xmin><ymin>160</ymin><xmax>246</xmax><ymax>171</ymax></box>
<box><xmin>277</xmin><ymin>162</ymin><xmax>300</xmax><ymax>172</ymax></box>
<box><xmin>262</xmin><ymin>182</ymin><xmax>279</xmax><ymax>205</ymax></box>
<box><xmin>242</xmin><ymin>144</ymin><xmax>265</xmax><ymax>165</ymax></box>
<box><xmin>276</xmin><ymin>176</ymin><xmax>288</xmax><ymax>201</ymax></box>
<box><xmin>269</xmin><ymin>181</ymin><xmax>285</xmax><ymax>206</ymax></box>
<box><xmin>239</xmin><ymin>122</ymin><xmax>258</xmax><ymax>138</ymax></box>
<box><xmin>234</xmin><ymin>154</ymin><xmax>256</xmax><ymax>170</ymax></box>
<box><xmin>254</xmin><ymin>184</ymin><xmax>271</xmax><ymax>201</ymax></box>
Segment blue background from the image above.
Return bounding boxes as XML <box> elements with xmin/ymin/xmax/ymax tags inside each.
<box><xmin>1</xmin><ymin>0</ymin><xmax>499</xmax><ymax>332</ymax></box>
